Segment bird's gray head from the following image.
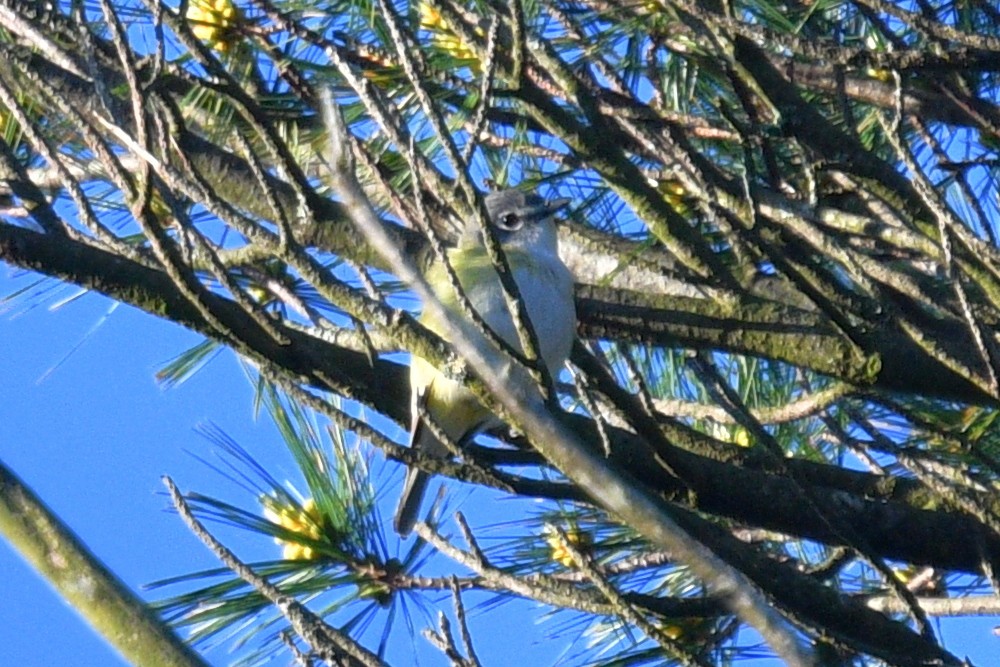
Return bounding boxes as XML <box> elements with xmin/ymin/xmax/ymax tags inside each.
<box><xmin>461</xmin><ymin>189</ymin><xmax>570</xmax><ymax>253</ymax></box>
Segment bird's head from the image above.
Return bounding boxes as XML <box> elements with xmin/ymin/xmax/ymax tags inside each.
<box><xmin>461</xmin><ymin>189</ymin><xmax>570</xmax><ymax>254</ymax></box>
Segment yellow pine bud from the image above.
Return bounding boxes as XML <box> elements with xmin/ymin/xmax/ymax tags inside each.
<box><xmin>418</xmin><ymin>1</ymin><xmax>480</xmax><ymax>65</ymax></box>
<box><xmin>263</xmin><ymin>497</ymin><xmax>325</xmax><ymax>561</ymax></box>
<box><xmin>186</xmin><ymin>0</ymin><xmax>241</xmax><ymax>53</ymax></box>
<box><xmin>545</xmin><ymin>526</ymin><xmax>593</xmax><ymax>568</ymax></box>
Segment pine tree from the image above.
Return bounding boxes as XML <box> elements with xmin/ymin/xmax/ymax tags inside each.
<box><xmin>3</xmin><ymin>1</ymin><xmax>1000</xmax><ymax>664</ymax></box>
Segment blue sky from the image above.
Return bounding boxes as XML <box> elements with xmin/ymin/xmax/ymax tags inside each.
<box><xmin>0</xmin><ymin>272</ymin><xmax>254</xmax><ymax>665</ymax></box>
<box><xmin>0</xmin><ymin>267</ymin><xmax>580</xmax><ymax>666</ymax></box>
<box><xmin>5</xmin><ymin>0</ymin><xmax>1000</xmax><ymax>662</ymax></box>
<box><xmin>4</xmin><ymin>266</ymin><xmax>1000</xmax><ymax>665</ymax></box>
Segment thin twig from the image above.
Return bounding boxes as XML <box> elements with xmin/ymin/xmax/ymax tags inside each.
<box><xmin>325</xmin><ymin>67</ymin><xmax>815</xmax><ymax>667</ymax></box>
<box><xmin>550</xmin><ymin>525</ymin><xmax>714</xmax><ymax>667</ymax></box>
<box><xmin>281</xmin><ymin>630</ymin><xmax>315</xmax><ymax>667</ymax></box>
<box><xmin>163</xmin><ymin>476</ymin><xmax>386</xmax><ymax>667</ymax></box>
<box><xmin>450</xmin><ymin>576</ymin><xmax>482</xmax><ymax>667</ymax></box>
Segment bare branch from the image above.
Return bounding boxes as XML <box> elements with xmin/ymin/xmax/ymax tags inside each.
<box><xmin>163</xmin><ymin>476</ymin><xmax>386</xmax><ymax>667</ymax></box>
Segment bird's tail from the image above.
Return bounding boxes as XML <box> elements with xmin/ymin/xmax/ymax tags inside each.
<box><xmin>394</xmin><ymin>467</ymin><xmax>430</xmax><ymax>537</ymax></box>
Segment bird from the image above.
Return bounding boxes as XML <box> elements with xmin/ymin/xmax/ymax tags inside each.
<box><xmin>394</xmin><ymin>189</ymin><xmax>577</xmax><ymax>537</ymax></box>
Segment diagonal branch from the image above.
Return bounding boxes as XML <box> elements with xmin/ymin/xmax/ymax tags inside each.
<box><xmin>0</xmin><ymin>459</ymin><xmax>209</xmax><ymax>667</ymax></box>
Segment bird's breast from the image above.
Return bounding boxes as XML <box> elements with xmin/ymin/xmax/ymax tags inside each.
<box><xmin>439</xmin><ymin>250</ymin><xmax>576</xmax><ymax>373</ymax></box>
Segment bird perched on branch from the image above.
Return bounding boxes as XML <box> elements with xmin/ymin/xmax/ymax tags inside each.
<box><xmin>394</xmin><ymin>189</ymin><xmax>577</xmax><ymax>536</ymax></box>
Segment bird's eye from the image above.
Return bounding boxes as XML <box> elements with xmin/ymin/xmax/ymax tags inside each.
<box><xmin>499</xmin><ymin>212</ymin><xmax>522</xmax><ymax>230</ymax></box>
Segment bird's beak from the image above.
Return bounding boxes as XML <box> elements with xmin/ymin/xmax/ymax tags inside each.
<box><xmin>546</xmin><ymin>197</ymin><xmax>572</xmax><ymax>213</ymax></box>
<box><xmin>522</xmin><ymin>197</ymin><xmax>572</xmax><ymax>222</ymax></box>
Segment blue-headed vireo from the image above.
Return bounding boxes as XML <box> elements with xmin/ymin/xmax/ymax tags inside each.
<box><xmin>394</xmin><ymin>189</ymin><xmax>576</xmax><ymax>536</ymax></box>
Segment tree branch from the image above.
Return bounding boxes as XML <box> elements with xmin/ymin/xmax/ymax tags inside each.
<box><xmin>0</xmin><ymin>459</ymin><xmax>209</xmax><ymax>667</ymax></box>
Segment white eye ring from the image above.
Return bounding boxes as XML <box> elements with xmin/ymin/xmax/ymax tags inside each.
<box><xmin>498</xmin><ymin>212</ymin><xmax>523</xmax><ymax>230</ymax></box>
